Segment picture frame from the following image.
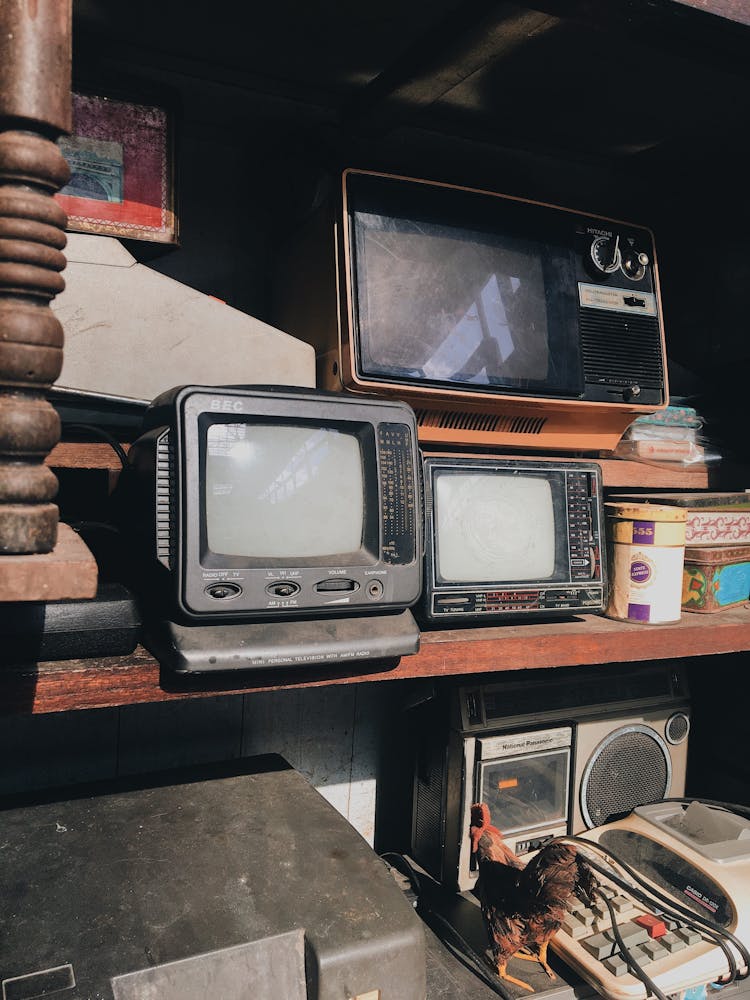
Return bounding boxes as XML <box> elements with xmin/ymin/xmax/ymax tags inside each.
<box><xmin>56</xmin><ymin>90</ymin><xmax>177</xmax><ymax>244</ymax></box>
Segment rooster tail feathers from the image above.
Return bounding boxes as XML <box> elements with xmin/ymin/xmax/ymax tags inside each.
<box><xmin>573</xmin><ymin>853</ymin><xmax>600</xmax><ymax>906</ymax></box>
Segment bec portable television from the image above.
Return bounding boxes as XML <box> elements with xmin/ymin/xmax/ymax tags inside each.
<box><xmin>276</xmin><ymin>169</ymin><xmax>668</xmax><ymax>452</ymax></box>
<box><xmin>421</xmin><ymin>455</ymin><xmax>605</xmax><ymax>622</ymax></box>
<box><xmin>127</xmin><ymin>385</ymin><xmax>422</xmax><ymax>672</ymax></box>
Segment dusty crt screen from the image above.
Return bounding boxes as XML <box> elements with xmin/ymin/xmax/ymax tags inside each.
<box><xmin>205</xmin><ymin>423</ymin><xmax>364</xmax><ymax>559</ymax></box>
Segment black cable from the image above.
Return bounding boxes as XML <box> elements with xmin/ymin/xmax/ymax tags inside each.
<box><xmin>380</xmin><ymin>850</ymin><xmax>426</xmax><ymax>896</ymax></box>
<box><xmin>62</xmin><ymin>422</ymin><xmax>130</xmax><ymax>469</ymax></box>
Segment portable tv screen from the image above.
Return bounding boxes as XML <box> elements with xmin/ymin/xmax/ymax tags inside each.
<box><xmin>204</xmin><ymin>424</ymin><xmax>365</xmax><ymax>560</ymax></box>
<box><xmin>422</xmin><ymin>455</ymin><xmax>605</xmax><ymax>621</ymax></box>
<box><xmin>128</xmin><ymin>386</ymin><xmax>422</xmax><ymax>624</ymax></box>
<box><xmin>434</xmin><ymin>473</ymin><xmax>556</xmax><ymax>583</ymax></box>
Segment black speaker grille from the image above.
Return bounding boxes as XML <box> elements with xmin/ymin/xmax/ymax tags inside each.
<box><xmin>665</xmin><ymin>712</ymin><xmax>690</xmax><ymax>744</ymax></box>
<box><xmin>583</xmin><ymin>728</ymin><xmax>669</xmax><ymax>828</ymax></box>
<box><xmin>412</xmin><ymin>745</ymin><xmax>446</xmax><ymax>880</ymax></box>
<box><xmin>579</xmin><ymin>308</ymin><xmax>664</xmax><ymax>387</ymax></box>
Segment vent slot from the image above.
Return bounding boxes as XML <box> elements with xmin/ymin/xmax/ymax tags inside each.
<box><xmin>580</xmin><ymin>308</ymin><xmax>664</xmax><ymax>387</ymax></box>
<box><xmin>155</xmin><ymin>430</ymin><xmax>175</xmax><ymax>569</ymax></box>
<box><xmin>415</xmin><ymin>409</ymin><xmax>547</xmax><ymax>436</ymax></box>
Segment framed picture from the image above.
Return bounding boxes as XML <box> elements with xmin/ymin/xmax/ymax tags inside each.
<box><xmin>56</xmin><ymin>91</ymin><xmax>177</xmax><ymax>244</ymax></box>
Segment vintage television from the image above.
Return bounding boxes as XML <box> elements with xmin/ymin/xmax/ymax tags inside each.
<box><xmin>421</xmin><ymin>455</ymin><xmax>605</xmax><ymax>622</ymax></box>
<box><xmin>410</xmin><ymin>662</ymin><xmax>691</xmax><ymax>892</ymax></box>
<box><xmin>126</xmin><ymin>385</ymin><xmax>423</xmax><ymax>672</ymax></box>
<box><xmin>276</xmin><ymin>169</ymin><xmax>668</xmax><ymax>452</ymax></box>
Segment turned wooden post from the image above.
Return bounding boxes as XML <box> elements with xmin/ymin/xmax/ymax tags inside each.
<box><xmin>0</xmin><ymin>0</ymin><xmax>71</xmax><ymax>554</ymax></box>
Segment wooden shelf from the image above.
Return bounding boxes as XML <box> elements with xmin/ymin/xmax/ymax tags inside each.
<box><xmin>0</xmin><ymin>524</ymin><xmax>98</xmax><ymax>604</ymax></box>
<box><xmin>3</xmin><ymin>604</ymin><xmax>750</xmax><ymax>715</ymax></box>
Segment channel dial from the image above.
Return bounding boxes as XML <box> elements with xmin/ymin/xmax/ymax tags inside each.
<box><xmin>590</xmin><ymin>234</ymin><xmax>621</xmax><ymax>273</ymax></box>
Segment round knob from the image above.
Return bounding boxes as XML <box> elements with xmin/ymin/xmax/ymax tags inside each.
<box><xmin>625</xmin><ymin>384</ymin><xmax>642</xmax><ymax>400</ymax></box>
<box><xmin>590</xmin><ymin>235</ymin><xmax>621</xmax><ymax>273</ymax></box>
<box><xmin>621</xmin><ymin>247</ymin><xmax>649</xmax><ymax>281</ymax></box>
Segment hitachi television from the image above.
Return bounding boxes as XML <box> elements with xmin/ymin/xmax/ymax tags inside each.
<box><xmin>421</xmin><ymin>455</ymin><xmax>605</xmax><ymax>622</ymax></box>
<box><xmin>126</xmin><ymin>386</ymin><xmax>423</xmax><ymax>671</ymax></box>
<box><xmin>276</xmin><ymin>169</ymin><xmax>668</xmax><ymax>452</ymax></box>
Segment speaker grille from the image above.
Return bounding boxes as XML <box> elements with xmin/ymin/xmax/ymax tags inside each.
<box><xmin>412</xmin><ymin>745</ymin><xmax>447</xmax><ymax>880</ymax></box>
<box><xmin>581</xmin><ymin>725</ymin><xmax>671</xmax><ymax>828</ymax></box>
<box><xmin>665</xmin><ymin>711</ymin><xmax>690</xmax><ymax>745</ymax></box>
<box><xmin>579</xmin><ymin>308</ymin><xmax>664</xmax><ymax>387</ymax></box>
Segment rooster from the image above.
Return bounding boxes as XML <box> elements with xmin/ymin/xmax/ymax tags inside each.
<box><xmin>470</xmin><ymin>802</ymin><xmax>599</xmax><ymax>992</ymax></box>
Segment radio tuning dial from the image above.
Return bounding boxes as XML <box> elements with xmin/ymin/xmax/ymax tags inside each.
<box><xmin>622</xmin><ymin>248</ymin><xmax>649</xmax><ymax>281</ymax></box>
<box><xmin>590</xmin><ymin>235</ymin><xmax>621</xmax><ymax>273</ymax></box>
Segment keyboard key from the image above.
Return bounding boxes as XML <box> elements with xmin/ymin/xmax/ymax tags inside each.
<box><xmin>608</xmin><ymin>921</ymin><xmax>650</xmax><ymax>950</ymax></box>
<box><xmin>582</xmin><ymin>933</ymin><xmax>619</xmax><ymax>961</ymax></box>
<box><xmin>676</xmin><ymin>928</ymin><xmax>702</xmax><ymax>946</ymax></box>
<box><xmin>643</xmin><ymin>940</ymin><xmax>669</xmax><ymax>962</ymax></box>
<box><xmin>661</xmin><ymin>932</ymin><xmax>687</xmax><ymax>954</ymax></box>
<box><xmin>570</xmin><ymin>902</ymin><xmax>595</xmax><ymax>925</ymax></box>
<box><xmin>582</xmin><ymin>923</ymin><xmax>648</xmax><ymax>960</ymax></box>
<box><xmin>635</xmin><ymin>914</ymin><xmax>668</xmax><ymax>938</ymax></box>
<box><xmin>603</xmin><ymin>955</ymin><xmax>629</xmax><ymax>977</ymax></box>
<box><xmin>628</xmin><ymin>945</ymin><xmax>650</xmax><ymax>967</ymax></box>
<box><xmin>562</xmin><ymin>913</ymin><xmax>590</xmax><ymax>940</ymax></box>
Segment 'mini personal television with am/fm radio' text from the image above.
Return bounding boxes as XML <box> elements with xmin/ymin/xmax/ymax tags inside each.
<box><xmin>421</xmin><ymin>455</ymin><xmax>605</xmax><ymax>622</ymax></box>
<box><xmin>276</xmin><ymin>169</ymin><xmax>668</xmax><ymax>452</ymax></box>
<box><xmin>126</xmin><ymin>385</ymin><xmax>423</xmax><ymax>672</ymax></box>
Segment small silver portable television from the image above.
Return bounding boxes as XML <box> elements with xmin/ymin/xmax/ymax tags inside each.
<box><xmin>126</xmin><ymin>385</ymin><xmax>423</xmax><ymax>671</ymax></box>
<box><xmin>421</xmin><ymin>455</ymin><xmax>606</xmax><ymax>621</ymax></box>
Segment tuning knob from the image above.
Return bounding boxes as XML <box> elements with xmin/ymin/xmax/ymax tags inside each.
<box><xmin>622</xmin><ymin>248</ymin><xmax>649</xmax><ymax>281</ymax></box>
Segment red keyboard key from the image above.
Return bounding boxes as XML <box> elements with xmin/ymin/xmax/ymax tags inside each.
<box><xmin>634</xmin><ymin>914</ymin><xmax>667</xmax><ymax>938</ymax></box>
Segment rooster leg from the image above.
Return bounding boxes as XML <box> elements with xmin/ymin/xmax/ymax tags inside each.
<box><xmin>496</xmin><ymin>961</ymin><xmax>534</xmax><ymax>992</ymax></box>
<box><xmin>513</xmin><ymin>942</ymin><xmax>557</xmax><ymax>979</ymax></box>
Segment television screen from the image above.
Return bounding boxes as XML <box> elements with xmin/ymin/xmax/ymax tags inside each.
<box><xmin>433</xmin><ymin>472</ymin><xmax>556</xmax><ymax>583</ymax></box>
<box><xmin>205</xmin><ymin>423</ymin><xmax>364</xmax><ymax>559</ymax></box>
<box><xmin>348</xmin><ymin>173</ymin><xmax>582</xmax><ymax>397</ymax></box>
<box><xmin>422</xmin><ymin>456</ymin><xmax>605</xmax><ymax>621</ymax></box>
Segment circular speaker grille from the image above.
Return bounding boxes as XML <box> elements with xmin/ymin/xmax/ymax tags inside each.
<box><xmin>581</xmin><ymin>725</ymin><xmax>671</xmax><ymax>829</ymax></box>
<box><xmin>665</xmin><ymin>712</ymin><xmax>690</xmax><ymax>745</ymax></box>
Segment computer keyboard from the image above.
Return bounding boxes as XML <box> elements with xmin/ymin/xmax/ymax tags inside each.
<box><xmin>558</xmin><ymin>881</ymin><xmax>715</xmax><ymax>993</ymax></box>
<box><xmin>548</xmin><ymin>811</ymin><xmax>750</xmax><ymax>1000</ymax></box>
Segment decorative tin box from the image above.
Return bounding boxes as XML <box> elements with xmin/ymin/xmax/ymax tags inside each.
<box><xmin>682</xmin><ymin>544</ymin><xmax>750</xmax><ymax>613</ymax></box>
<box><xmin>608</xmin><ymin>492</ymin><xmax>750</xmax><ymax>546</ymax></box>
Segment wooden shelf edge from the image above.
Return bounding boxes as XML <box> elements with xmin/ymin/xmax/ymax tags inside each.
<box><xmin>3</xmin><ymin>605</ymin><xmax>750</xmax><ymax>715</ymax></box>
<box><xmin>45</xmin><ymin>441</ymin><xmax>732</xmax><ymax>490</ymax></box>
